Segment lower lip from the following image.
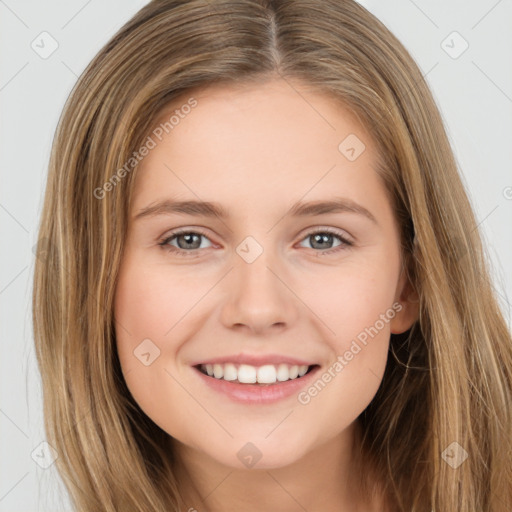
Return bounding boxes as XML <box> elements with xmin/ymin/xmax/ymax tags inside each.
<box><xmin>192</xmin><ymin>365</ymin><xmax>321</xmax><ymax>404</ymax></box>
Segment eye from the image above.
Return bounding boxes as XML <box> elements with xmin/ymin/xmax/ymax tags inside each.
<box><xmin>297</xmin><ymin>228</ymin><xmax>353</xmax><ymax>255</ymax></box>
<box><xmin>158</xmin><ymin>227</ymin><xmax>353</xmax><ymax>257</ymax></box>
<box><xmin>158</xmin><ymin>228</ymin><xmax>213</xmax><ymax>257</ymax></box>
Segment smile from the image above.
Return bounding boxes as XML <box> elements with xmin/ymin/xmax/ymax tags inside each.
<box><xmin>192</xmin><ymin>362</ymin><xmax>322</xmax><ymax>404</ymax></box>
<box><xmin>197</xmin><ymin>363</ymin><xmax>314</xmax><ymax>385</ymax></box>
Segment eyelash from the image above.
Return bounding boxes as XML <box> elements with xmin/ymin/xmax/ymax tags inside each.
<box><xmin>157</xmin><ymin>227</ymin><xmax>353</xmax><ymax>257</ymax></box>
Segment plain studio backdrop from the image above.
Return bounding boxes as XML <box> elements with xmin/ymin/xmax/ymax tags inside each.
<box><xmin>1</xmin><ymin>1</ymin><xmax>511</xmax><ymax>510</ymax></box>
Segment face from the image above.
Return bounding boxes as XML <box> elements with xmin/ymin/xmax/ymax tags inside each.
<box><xmin>113</xmin><ymin>78</ymin><xmax>417</xmax><ymax>471</ymax></box>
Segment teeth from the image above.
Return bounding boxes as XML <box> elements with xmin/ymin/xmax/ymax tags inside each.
<box><xmin>298</xmin><ymin>365</ymin><xmax>308</xmax><ymax>377</ymax></box>
<box><xmin>223</xmin><ymin>363</ymin><xmax>237</xmax><ymax>381</ymax></box>
<box><xmin>213</xmin><ymin>364</ymin><xmax>223</xmax><ymax>379</ymax></box>
<box><xmin>276</xmin><ymin>363</ymin><xmax>290</xmax><ymax>381</ymax></box>
<box><xmin>238</xmin><ymin>364</ymin><xmax>257</xmax><ymax>383</ymax></box>
<box><xmin>257</xmin><ymin>365</ymin><xmax>276</xmax><ymax>384</ymax></box>
<box><xmin>201</xmin><ymin>363</ymin><xmax>310</xmax><ymax>384</ymax></box>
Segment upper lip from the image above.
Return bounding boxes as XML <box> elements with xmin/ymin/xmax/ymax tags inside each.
<box><xmin>192</xmin><ymin>353</ymin><xmax>316</xmax><ymax>367</ymax></box>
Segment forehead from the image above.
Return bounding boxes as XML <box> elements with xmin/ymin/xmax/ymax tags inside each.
<box><xmin>152</xmin><ymin>78</ymin><xmax>371</xmax><ymax>146</ymax></box>
<box><xmin>131</xmin><ymin>78</ymin><xmax>387</xmax><ymax>217</ymax></box>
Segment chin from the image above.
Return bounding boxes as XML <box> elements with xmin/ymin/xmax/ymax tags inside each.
<box><xmin>208</xmin><ymin>436</ymin><xmax>310</xmax><ymax>471</ymax></box>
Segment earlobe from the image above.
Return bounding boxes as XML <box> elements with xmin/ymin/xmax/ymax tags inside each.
<box><xmin>390</xmin><ymin>271</ymin><xmax>420</xmax><ymax>334</ymax></box>
<box><xmin>390</xmin><ymin>296</ymin><xmax>419</xmax><ymax>334</ymax></box>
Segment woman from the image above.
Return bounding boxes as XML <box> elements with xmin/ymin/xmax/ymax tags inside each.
<box><xmin>32</xmin><ymin>1</ymin><xmax>512</xmax><ymax>510</ymax></box>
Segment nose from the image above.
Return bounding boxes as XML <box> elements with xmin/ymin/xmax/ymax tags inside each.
<box><xmin>219</xmin><ymin>249</ymin><xmax>300</xmax><ymax>335</ymax></box>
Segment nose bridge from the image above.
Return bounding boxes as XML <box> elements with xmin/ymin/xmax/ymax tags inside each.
<box><xmin>220</xmin><ymin>237</ymin><xmax>299</xmax><ymax>332</ymax></box>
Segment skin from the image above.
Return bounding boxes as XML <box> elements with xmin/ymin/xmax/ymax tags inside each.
<box><xmin>113</xmin><ymin>77</ymin><xmax>419</xmax><ymax>511</ymax></box>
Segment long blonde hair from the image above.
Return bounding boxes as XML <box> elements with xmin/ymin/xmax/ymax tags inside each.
<box><xmin>32</xmin><ymin>0</ymin><xmax>512</xmax><ymax>510</ymax></box>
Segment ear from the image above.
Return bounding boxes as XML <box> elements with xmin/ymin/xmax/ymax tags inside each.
<box><xmin>390</xmin><ymin>265</ymin><xmax>419</xmax><ymax>335</ymax></box>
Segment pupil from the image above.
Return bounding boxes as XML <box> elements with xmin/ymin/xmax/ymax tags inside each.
<box><xmin>312</xmin><ymin>233</ymin><xmax>332</xmax><ymax>249</ymax></box>
<box><xmin>179</xmin><ymin>233</ymin><xmax>200</xmax><ymax>249</ymax></box>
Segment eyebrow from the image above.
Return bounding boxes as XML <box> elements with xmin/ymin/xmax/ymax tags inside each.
<box><xmin>134</xmin><ymin>197</ymin><xmax>378</xmax><ymax>224</ymax></box>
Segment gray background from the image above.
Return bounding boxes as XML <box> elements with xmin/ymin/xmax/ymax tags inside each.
<box><xmin>1</xmin><ymin>1</ymin><xmax>511</xmax><ymax>510</ymax></box>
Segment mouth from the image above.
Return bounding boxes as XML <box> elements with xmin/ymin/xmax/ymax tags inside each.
<box><xmin>194</xmin><ymin>362</ymin><xmax>319</xmax><ymax>386</ymax></box>
<box><xmin>192</xmin><ymin>360</ymin><xmax>322</xmax><ymax>404</ymax></box>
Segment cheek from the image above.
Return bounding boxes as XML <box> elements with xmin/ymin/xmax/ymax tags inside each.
<box><xmin>113</xmin><ymin>263</ymin><xmax>194</xmax><ymax>428</ymax></box>
<box><xmin>114</xmin><ymin>263</ymin><xmax>176</xmax><ymax>382</ymax></box>
<box><xmin>114</xmin><ymin>263</ymin><xmax>203</xmax><ymax>349</ymax></box>
<box><xmin>113</xmin><ymin>262</ymin><xmax>215</xmax><ymax>397</ymax></box>
<box><xmin>297</xmin><ymin>257</ymin><xmax>398</xmax><ymax>400</ymax></box>
<box><xmin>294</xmin><ymin>288</ymin><xmax>394</xmax><ymax>440</ymax></box>
<box><xmin>304</xmin><ymin>256</ymin><xmax>399</xmax><ymax>342</ymax></box>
